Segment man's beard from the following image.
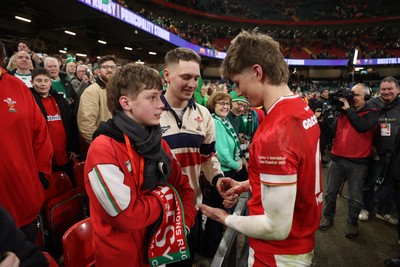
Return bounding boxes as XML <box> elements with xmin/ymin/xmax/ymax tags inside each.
<box><xmin>100</xmin><ymin>73</ymin><xmax>109</xmax><ymax>83</ymax></box>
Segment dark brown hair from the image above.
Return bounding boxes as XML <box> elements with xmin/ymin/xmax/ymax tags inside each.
<box><xmin>98</xmin><ymin>55</ymin><xmax>117</xmax><ymax>66</ymax></box>
<box><xmin>31</xmin><ymin>67</ymin><xmax>51</xmax><ymax>79</ymax></box>
<box><xmin>107</xmin><ymin>63</ymin><xmax>162</xmax><ymax>115</ymax></box>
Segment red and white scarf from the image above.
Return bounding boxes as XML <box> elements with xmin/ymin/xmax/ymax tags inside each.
<box><xmin>148</xmin><ymin>184</ymin><xmax>190</xmax><ymax>266</ymax></box>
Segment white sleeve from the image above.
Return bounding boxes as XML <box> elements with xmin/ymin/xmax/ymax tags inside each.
<box><xmin>224</xmin><ymin>173</ymin><xmax>297</xmax><ymax>240</ymax></box>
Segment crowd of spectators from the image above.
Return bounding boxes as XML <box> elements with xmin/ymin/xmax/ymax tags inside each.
<box><xmin>161</xmin><ymin>0</ymin><xmax>399</xmax><ymax>21</ymax></box>
<box><xmin>119</xmin><ymin>0</ymin><xmax>400</xmax><ymax>59</ymax></box>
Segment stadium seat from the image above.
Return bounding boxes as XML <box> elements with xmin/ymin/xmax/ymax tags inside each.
<box><xmin>73</xmin><ymin>159</ymin><xmax>86</xmax><ymax>190</ymax></box>
<box><xmin>45</xmin><ymin>172</ymin><xmax>74</xmax><ymax>201</ymax></box>
<box><xmin>62</xmin><ymin>217</ymin><xmax>95</xmax><ymax>267</ymax></box>
<box><xmin>42</xmin><ymin>251</ymin><xmax>59</xmax><ymax>267</ymax></box>
<box><xmin>42</xmin><ymin>172</ymin><xmax>85</xmax><ymax>256</ymax></box>
<box><xmin>73</xmin><ymin>159</ymin><xmax>89</xmax><ymax>217</ymax></box>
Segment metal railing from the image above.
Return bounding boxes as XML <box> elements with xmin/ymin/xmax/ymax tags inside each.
<box><xmin>210</xmin><ymin>192</ymin><xmax>249</xmax><ymax>267</ymax></box>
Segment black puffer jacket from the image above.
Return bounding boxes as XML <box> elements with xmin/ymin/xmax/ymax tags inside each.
<box><xmin>0</xmin><ymin>206</ymin><xmax>49</xmax><ymax>267</ymax></box>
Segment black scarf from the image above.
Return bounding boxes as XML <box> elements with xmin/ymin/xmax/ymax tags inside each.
<box><xmin>114</xmin><ymin>111</ymin><xmax>171</xmax><ymax>190</ymax></box>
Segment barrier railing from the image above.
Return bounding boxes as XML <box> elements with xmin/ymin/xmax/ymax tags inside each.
<box><xmin>210</xmin><ymin>192</ymin><xmax>249</xmax><ymax>267</ymax></box>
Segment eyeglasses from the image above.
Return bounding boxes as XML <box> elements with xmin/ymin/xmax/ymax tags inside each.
<box><xmin>216</xmin><ymin>101</ymin><xmax>230</xmax><ymax>107</ymax></box>
<box><xmin>100</xmin><ymin>65</ymin><xmax>117</xmax><ymax>70</ymax></box>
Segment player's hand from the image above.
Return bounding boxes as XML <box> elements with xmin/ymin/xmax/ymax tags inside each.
<box><xmin>217</xmin><ymin>178</ymin><xmax>241</xmax><ymax>197</ymax></box>
<box><xmin>82</xmin><ymin>74</ymin><xmax>90</xmax><ymax>84</ymax></box>
<box><xmin>222</xmin><ymin>193</ymin><xmax>238</xmax><ymax>209</ymax></box>
<box><xmin>198</xmin><ymin>204</ymin><xmax>229</xmax><ymax>225</ymax></box>
<box><xmin>0</xmin><ymin>252</ymin><xmax>19</xmax><ymax>267</ymax></box>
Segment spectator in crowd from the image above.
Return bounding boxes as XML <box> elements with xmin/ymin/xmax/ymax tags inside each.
<box><xmin>0</xmin><ymin>206</ymin><xmax>49</xmax><ymax>267</ymax></box>
<box><xmin>0</xmin><ymin>41</ymin><xmax>53</xmax><ymax>243</ymax></box>
<box><xmin>207</xmin><ymin>83</ymin><xmax>218</xmax><ymax>96</ymax></box>
<box><xmin>227</xmin><ymin>90</ymin><xmax>247</xmax><ymax>134</ymax></box>
<box><xmin>30</xmin><ymin>67</ymin><xmax>79</xmax><ymax>183</ymax></box>
<box><xmin>239</xmin><ymin>102</ymin><xmax>259</xmax><ymax>146</ymax></box>
<box><xmin>17</xmin><ymin>40</ymin><xmax>31</xmax><ymax>53</ymax></box>
<box><xmin>320</xmin><ymin>83</ymin><xmax>378</xmax><ymax>238</ymax></box>
<box><xmin>202</xmin><ymin>91</ymin><xmax>247</xmax><ymax>258</ymax></box>
<box><xmin>5</xmin><ymin>55</ymin><xmax>16</xmax><ymax>72</ymax></box>
<box><xmin>84</xmin><ymin>63</ymin><xmax>196</xmax><ymax>267</ymax></box>
<box><xmin>200</xmin><ymin>30</ymin><xmax>322</xmax><ymax>267</ymax></box>
<box><xmin>64</xmin><ymin>56</ymin><xmax>76</xmax><ymax>81</ymax></box>
<box><xmin>71</xmin><ymin>64</ymin><xmax>93</xmax><ymax>97</ymax></box>
<box><xmin>31</xmin><ymin>52</ymin><xmax>44</xmax><ymax>67</ymax></box>
<box><xmin>77</xmin><ymin>55</ymin><xmax>116</xmax><ymax>145</ymax></box>
<box><xmin>315</xmin><ymin>88</ymin><xmax>336</xmax><ymax>165</ymax></box>
<box><xmin>199</xmin><ymin>84</ymin><xmax>209</xmax><ymax>106</ymax></box>
<box><xmin>92</xmin><ymin>63</ymin><xmax>100</xmax><ymax>77</ymax></box>
<box><xmin>304</xmin><ymin>91</ymin><xmax>313</xmax><ymax>105</ymax></box>
<box><xmin>160</xmin><ymin>47</ymin><xmax>224</xmax><ymax>267</ymax></box>
<box><xmin>44</xmin><ymin>56</ymin><xmax>79</xmax><ymax>116</ymax></box>
<box><xmin>360</xmin><ymin>76</ymin><xmax>400</xmax><ymax>224</ymax></box>
<box><xmin>8</xmin><ymin>51</ymin><xmax>32</xmax><ymax>87</ymax></box>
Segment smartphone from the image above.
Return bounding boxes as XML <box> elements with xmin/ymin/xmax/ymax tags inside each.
<box><xmin>85</xmin><ymin>69</ymin><xmax>91</xmax><ymax>77</ymax></box>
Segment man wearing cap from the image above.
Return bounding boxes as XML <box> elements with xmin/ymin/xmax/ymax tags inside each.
<box><xmin>65</xmin><ymin>56</ymin><xmax>76</xmax><ymax>81</ymax></box>
<box><xmin>228</xmin><ymin>90</ymin><xmax>248</xmax><ymax>134</ymax></box>
<box><xmin>92</xmin><ymin>64</ymin><xmax>100</xmax><ymax>77</ymax></box>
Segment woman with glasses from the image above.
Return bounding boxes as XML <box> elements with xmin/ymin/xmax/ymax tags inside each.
<box><xmin>201</xmin><ymin>91</ymin><xmax>247</xmax><ymax>258</ymax></box>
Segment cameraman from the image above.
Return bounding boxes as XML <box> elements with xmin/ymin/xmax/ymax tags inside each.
<box><xmin>319</xmin><ymin>83</ymin><xmax>379</xmax><ymax>238</ymax></box>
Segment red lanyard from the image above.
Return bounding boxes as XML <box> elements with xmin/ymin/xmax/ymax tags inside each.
<box><xmin>123</xmin><ymin>133</ymin><xmax>145</xmax><ymax>195</ymax></box>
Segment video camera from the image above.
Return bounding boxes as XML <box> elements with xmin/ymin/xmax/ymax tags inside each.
<box><xmin>328</xmin><ymin>89</ymin><xmax>355</xmax><ymax>110</ymax></box>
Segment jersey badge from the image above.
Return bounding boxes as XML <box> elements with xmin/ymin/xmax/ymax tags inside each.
<box><xmin>3</xmin><ymin>97</ymin><xmax>17</xmax><ymax>112</ymax></box>
<box><xmin>194</xmin><ymin>116</ymin><xmax>203</xmax><ymax>131</ymax></box>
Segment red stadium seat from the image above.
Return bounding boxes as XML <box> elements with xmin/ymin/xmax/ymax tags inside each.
<box><xmin>41</xmin><ymin>172</ymin><xmax>85</xmax><ymax>256</ymax></box>
<box><xmin>45</xmin><ymin>172</ymin><xmax>74</xmax><ymax>202</ymax></box>
<box><xmin>62</xmin><ymin>218</ymin><xmax>95</xmax><ymax>267</ymax></box>
<box><xmin>42</xmin><ymin>251</ymin><xmax>59</xmax><ymax>267</ymax></box>
<box><xmin>73</xmin><ymin>159</ymin><xmax>86</xmax><ymax>190</ymax></box>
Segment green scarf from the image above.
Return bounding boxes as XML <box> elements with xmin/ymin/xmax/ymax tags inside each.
<box><xmin>212</xmin><ymin>113</ymin><xmax>241</xmax><ymax>161</ymax></box>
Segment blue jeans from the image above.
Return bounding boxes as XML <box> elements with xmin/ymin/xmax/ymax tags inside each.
<box><xmin>323</xmin><ymin>157</ymin><xmax>367</xmax><ymax>225</ymax></box>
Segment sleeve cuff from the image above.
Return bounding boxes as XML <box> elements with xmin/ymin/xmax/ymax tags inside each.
<box><xmin>224</xmin><ymin>214</ymin><xmax>235</xmax><ymax>228</ymax></box>
<box><xmin>211</xmin><ymin>173</ymin><xmax>224</xmax><ymax>187</ymax></box>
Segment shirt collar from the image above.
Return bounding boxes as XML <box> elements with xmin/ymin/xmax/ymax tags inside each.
<box><xmin>161</xmin><ymin>92</ymin><xmax>197</xmax><ymax>111</ymax></box>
